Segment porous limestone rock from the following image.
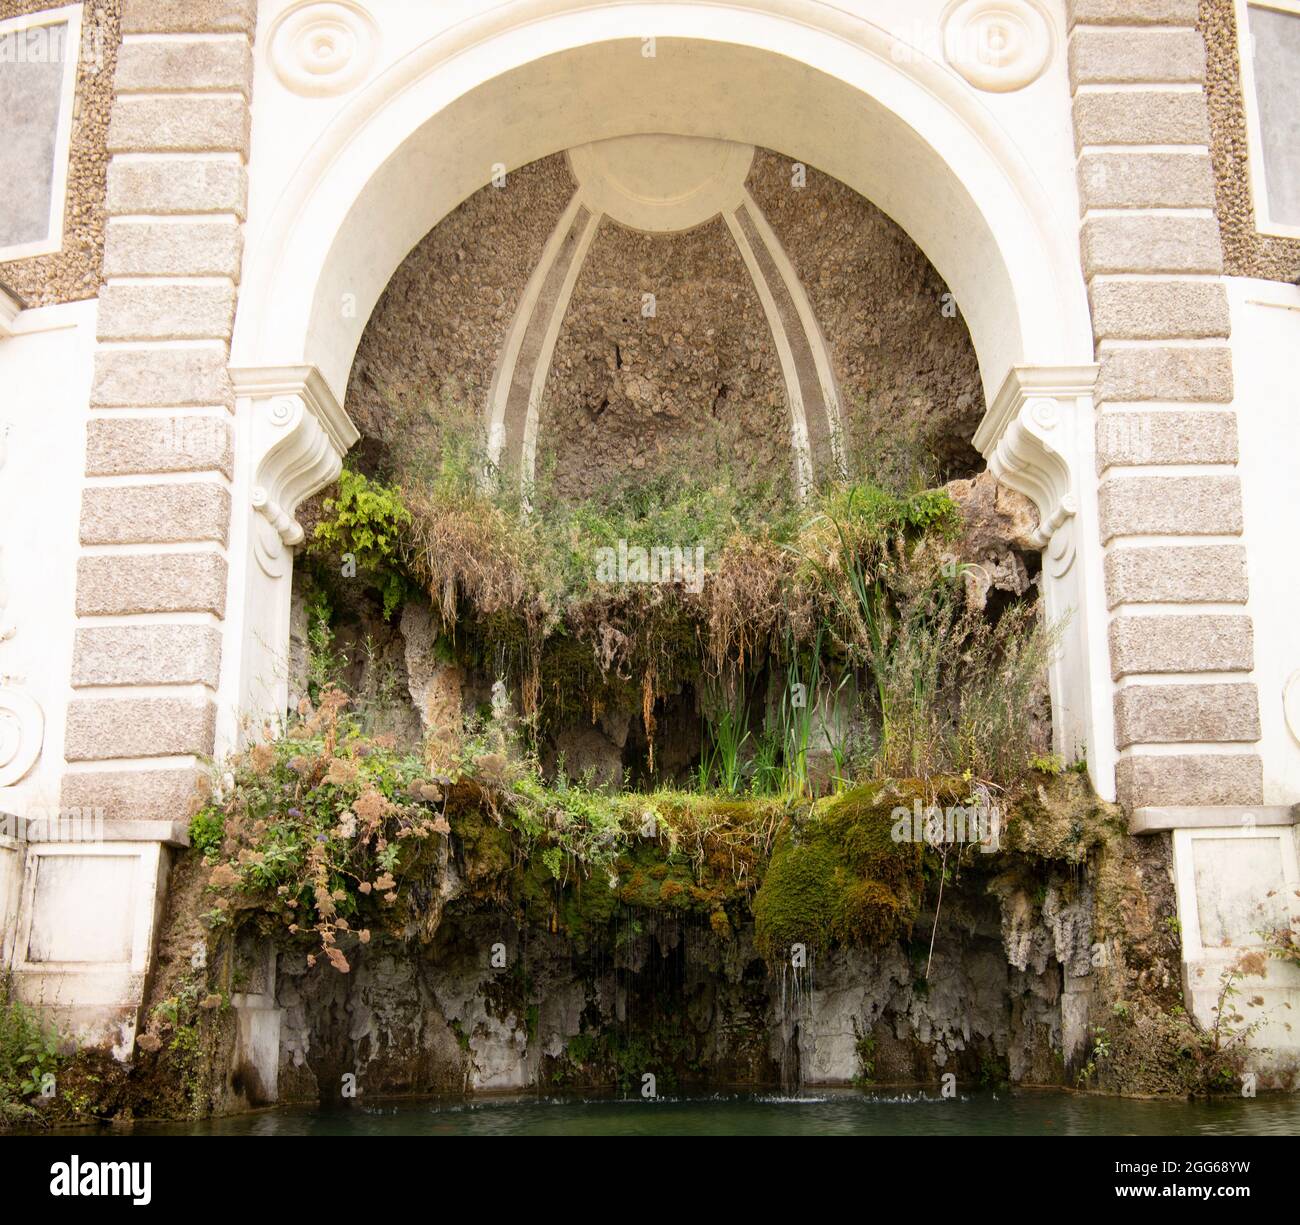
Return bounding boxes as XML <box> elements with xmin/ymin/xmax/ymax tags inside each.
<box><xmin>400</xmin><ymin>600</ymin><xmax>464</xmax><ymax>738</ymax></box>
<box><xmin>945</xmin><ymin>471</ymin><xmax>1041</xmax><ymax>611</ymax></box>
<box><xmin>552</xmin><ymin>724</ymin><xmax>624</xmax><ymax>788</ymax></box>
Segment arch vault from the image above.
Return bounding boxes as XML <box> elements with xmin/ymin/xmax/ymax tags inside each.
<box><xmin>224</xmin><ymin>1</ymin><xmax>1112</xmax><ymax>797</ymax></box>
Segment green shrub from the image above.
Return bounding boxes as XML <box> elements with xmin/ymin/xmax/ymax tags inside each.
<box><xmin>189</xmin><ymin>807</ymin><xmax>225</xmax><ymax>859</ymax></box>
<box><xmin>311</xmin><ymin>467</ymin><xmax>413</xmax><ymax>619</ymax></box>
<box><xmin>0</xmin><ymin>991</ymin><xmax>65</xmax><ymax>1125</ymax></box>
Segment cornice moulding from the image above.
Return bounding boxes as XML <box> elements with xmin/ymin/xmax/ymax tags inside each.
<box><xmin>973</xmin><ymin>364</ymin><xmax>1097</xmax><ymax>556</ymax></box>
<box><xmin>229</xmin><ymin>363</ymin><xmax>360</xmax><ymax>454</ymax></box>
<box><xmin>974</xmin><ymin>363</ymin><xmax>1098</xmax><ymax>455</ymax></box>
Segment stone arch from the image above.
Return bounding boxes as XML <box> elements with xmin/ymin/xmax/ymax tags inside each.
<box><xmin>227</xmin><ymin>1</ymin><xmax>1113</xmax><ymax>795</ymax></box>
<box><xmin>233</xmin><ymin>2</ymin><xmax>1093</xmax><ymax>397</ymax></box>
<box><xmin>343</xmin><ymin>140</ymin><xmax>992</xmax><ymax>506</ymax></box>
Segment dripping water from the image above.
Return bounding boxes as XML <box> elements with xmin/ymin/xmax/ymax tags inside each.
<box><xmin>776</xmin><ymin>949</ymin><xmax>814</xmax><ymax>1094</ymax></box>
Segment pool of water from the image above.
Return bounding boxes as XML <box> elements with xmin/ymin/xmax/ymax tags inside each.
<box><xmin>107</xmin><ymin>1089</ymin><xmax>1300</xmax><ymax>1137</ymax></box>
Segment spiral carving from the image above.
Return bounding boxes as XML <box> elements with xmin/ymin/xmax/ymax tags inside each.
<box><xmin>942</xmin><ymin>0</ymin><xmax>1054</xmax><ymax>93</ymax></box>
<box><xmin>268</xmin><ymin>1</ymin><xmax>378</xmax><ymax>98</ymax></box>
<box><xmin>0</xmin><ymin>690</ymin><xmax>43</xmax><ymax>788</ymax></box>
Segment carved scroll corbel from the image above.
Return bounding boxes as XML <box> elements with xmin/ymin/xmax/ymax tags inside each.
<box><xmin>988</xmin><ymin>395</ymin><xmax>1077</xmax><ymax>572</ymax></box>
<box><xmin>230</xmin><ymin>366</ymin><xmax>360</xmax><ymax>579</ymax></box>
<box><xmin>972</xmin><ymin>366</ymin><xmax>1097</xmax><ymax>580</ymax></box>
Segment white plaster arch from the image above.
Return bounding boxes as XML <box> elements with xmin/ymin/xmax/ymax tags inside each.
<box><xmin>227</xmin><ymin>0</ymin><xmax>1114</xmax><ymax>797</ymax></box>
<box><xmin>232</xmin><ymin>0</ymin><xmax>1094</xmax><ymax>406</ymax></box>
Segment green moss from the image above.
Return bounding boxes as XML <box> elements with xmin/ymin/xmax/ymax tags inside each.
<box><xmin>447</xmin><ymin>779</ymin><xmax>932</xmax><ymax>965</ymax></box>
<box><xmin>1004</xmin><ymin>771</ymin><xmax>1124</xmax><ymax>865</ymax></box>
<box><xmin>753</xmin><ymin>834</ymin><xmax>842</xmax><ymax>960</ymax></box>
<box><xmin>450</xmin><ymin>808</ymin><xmax>514</xmax><ymax>884</ymax></box>
<box><xmin>511</xmin><ymin>853</ymin><xmax>622</xmax><ymax>948</ymax></box>
<box><xmin>753</xmin><ymin>781</ymin><xmax>927</xmax><ymax>963</ymax></box>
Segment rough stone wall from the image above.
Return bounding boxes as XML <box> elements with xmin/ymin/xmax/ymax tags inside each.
<box><xmin>345</xmin><ymin>146</ymin><xmax>986</xmax><ymax>501</ymax></box>
<box><xmin>0</xmin><ymin>0</ymin><xmax>121</xmax><ymax>305</ymax></box>
<box><xmin>62</xmin><ymin>0</ymin><xmax>257</xmax><ymax>821</ymax></box>
<box><xmin>539</xmin><ymin>213</ymin><xmax>792</xmax><ymax>501</ymax></box>
<box><xmin>1199</xmin><ymin>0</ymin><xmax>1300</xmax><ymax>282</ymax></box>
<box><xmin>746</xmin><ymin>149</ymin><xmax>984</xmax><ymax>487</ymax></box>
<box><xmin>272</xmin><ymin>901</ymin><xmax>1068</xmax><ymax>1099</ymax></box>
<box><xmin>345</xmin><ymin>154</ymin><xmax>577</xmax><ymax>440</ymax></box>
<box><xmin>1068</xmin><ymin>0</ymin><xmax>1262</xmax><ymax>807</ymax></box>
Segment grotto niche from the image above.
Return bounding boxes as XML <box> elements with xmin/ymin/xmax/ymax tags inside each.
<box><xmin>135</xmin><ymin>137</ymin><xmax>1210</xmax><ymax>1114</ymax></box>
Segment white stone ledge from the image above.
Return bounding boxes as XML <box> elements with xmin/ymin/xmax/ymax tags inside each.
<box><xmin>105</xmin><ymin>819</ymin><xmax>191</xmax><ymax>846</ymax></box>
<box><xmin>1131</xmin><ymin>804</ymin><xmax>1297</xmax><ymax>833</ymax></box>
<box><xmin>0</xmin><ymin>812</ymin><xmax>190</xmax><ymax>846</ymax></box>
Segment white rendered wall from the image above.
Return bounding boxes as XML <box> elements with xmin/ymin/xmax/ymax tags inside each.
<box><xmin>0</xmin><ymin>299</ymin><xmax>96</xmax><ymax>821</ymax></box>
<box><xmin>1229</xmin><ymin>277</ymin><xmax>1300</xmax><ymax>805</ymax></box>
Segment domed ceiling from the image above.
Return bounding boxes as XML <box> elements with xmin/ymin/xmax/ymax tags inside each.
<box><xmin>345</xmin><ymin>138</ymin><xmax>983</xmax><ymax>501</ymax></box>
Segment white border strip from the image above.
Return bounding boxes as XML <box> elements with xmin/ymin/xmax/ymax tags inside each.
<box><xmin>0</xmin><ymin>4</ymin><xmax>84</xmax><ymax>261</ymax></box>
<box><xmin>1234</xmin><ymin>0</ymin><xmax>1300</xmax><ymax>240</ymax></box>
<box><xmin>724</xmin><ymin>207</ymin><xmax>814</xmax><ymax>497</ymax></box>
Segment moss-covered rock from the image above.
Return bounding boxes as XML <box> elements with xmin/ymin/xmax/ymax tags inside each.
<box><xmin>1003</xmin><ymin>770</ymin><xmax>1125</xmax><ymax>864</ymax></box>
<box><xmin>753</xmin><ymin>781</ymin><xmax>928</xmax><ymax>963</ymax></box>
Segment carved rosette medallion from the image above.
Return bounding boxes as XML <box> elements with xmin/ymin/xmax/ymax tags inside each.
<box><xmin>942</xmin><ymin>0</ymin><xmax>1054</xmax><ymax>93</ymax></box>
<box><xmin>268</xmin><ymin>1</ymin><xmax>379</xmax><ymax>97</ymax></box>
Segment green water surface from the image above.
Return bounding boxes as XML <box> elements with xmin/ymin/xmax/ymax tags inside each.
<box><xmin>106</xmin><ymin>1089</ymin><xmax>1300</xmax><ymax>1137</ymax></box>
